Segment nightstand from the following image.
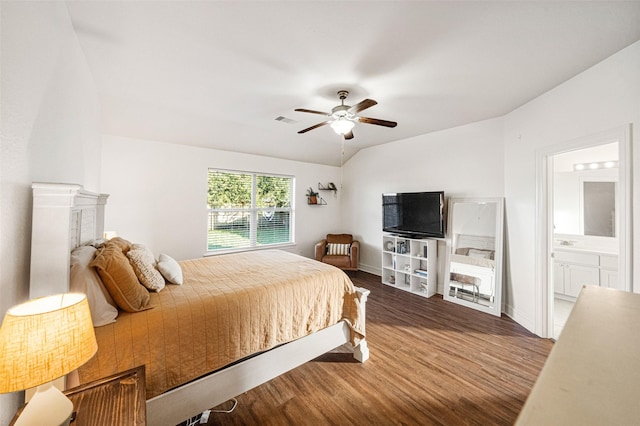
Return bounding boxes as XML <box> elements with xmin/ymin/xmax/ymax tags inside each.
<box><xmin>11</xmin><ymin>366</ymin><xmax>146</xmax><ymax>426</ymax></box>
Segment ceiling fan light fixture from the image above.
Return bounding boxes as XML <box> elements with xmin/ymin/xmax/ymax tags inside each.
<box><xmin>296</xmin><ymin>90</ymin><xmax>396</xmax><ymax>138</ymax></box>
<box><xmin>330</xmin><ymin>118</ymin><xmax>355</xmax><ymax>135</ymax></box>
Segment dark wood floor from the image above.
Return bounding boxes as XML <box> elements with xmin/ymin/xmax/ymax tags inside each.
<box><xmin>203</xmin><ymin>272</ymin><xmax>553</xmax><ymax>426</ymax></box>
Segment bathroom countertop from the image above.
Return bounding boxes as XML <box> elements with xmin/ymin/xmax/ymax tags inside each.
<box><xmin>553</xmin><ymin>245</ymin><xmax>618</xmax><ymax>256</ymax></box>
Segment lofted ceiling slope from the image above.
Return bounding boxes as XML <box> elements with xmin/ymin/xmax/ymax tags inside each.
<box><xmin>65</xmin><ymin>1</ymin><xmax>640</xmax><ymax>166</ymax></box>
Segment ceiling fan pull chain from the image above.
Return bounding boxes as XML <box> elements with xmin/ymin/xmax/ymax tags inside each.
<box><xmin>340</xmin><ymin>136</ymin><xmax>345</xmax><ymax>189</ymax></box>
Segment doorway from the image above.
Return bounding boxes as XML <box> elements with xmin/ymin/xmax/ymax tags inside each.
<box><xmin>551</xmin><ymin>142</ymin><xmax>619</xmax><ymax>338</ymax></box>
<box><xmin>536</xmin><ymin>125</ymin><xmax>631</xmax><ymax>339</ymax></box>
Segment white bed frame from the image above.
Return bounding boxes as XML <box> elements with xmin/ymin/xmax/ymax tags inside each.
<box><xmin>450</xmin><ymin>234</ymin><xmax>496</xmax><ymax>301</ymax></box>
<box><xmin>29</xmin><ymin>183</ymin><xmax>370</xmax><ymax>426</ymax></box>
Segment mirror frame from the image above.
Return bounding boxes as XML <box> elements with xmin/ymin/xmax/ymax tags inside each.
<box><xmin>443</xmin><ymin>197</ymin><xmax>504</xmax><ymax>317</ymax></box>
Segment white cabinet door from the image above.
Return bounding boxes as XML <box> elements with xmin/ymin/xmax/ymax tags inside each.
<box><xmin>565</xmin><ymin>265</ymin><xmax>599</xmax><ymax>297</ymax></box>
<box><xmin>553</xmin><ymin>261</ymin><xmax>565</xmax><ymax>294</ymax></box>
<box><xmin>599</xmin><ymin>269</ymin><xmax>618</xmax><ymax>289</ymax></box>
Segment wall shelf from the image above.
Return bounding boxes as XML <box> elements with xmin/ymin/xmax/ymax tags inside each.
<box><xmin>318</xmin><ymin>182</ymin><xmax>337</xmax><ymax>192</ymax></box>
<box><xmin>307</xmin><ymin>196</ymin><xmax>327</xmax><ymax>205</ymax></box>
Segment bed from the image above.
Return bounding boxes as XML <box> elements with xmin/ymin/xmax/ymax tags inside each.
<box><xmin>448</xmin><ymin>234</ymin><xmax>496</xmax><ymax>303</ymax></box>
<box><xmin>29</xmin><ymin>183</ymin><xmax>369</xmax><ymax>426</ymax></box>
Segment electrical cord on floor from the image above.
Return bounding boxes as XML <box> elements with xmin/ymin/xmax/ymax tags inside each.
<box><xmin>184</xmin><ymin>415</ymin><xmax>200</xmax><ymax>426</ymax></box>
<box><xmin>211</xmin><ymin>397</ymin><xmax>238</xmax><ymax>414</ymax></box>
<box><xmin>183</xmin><ymin>398</ymin><xmax>239</xmax><ymax>425</ymax></box>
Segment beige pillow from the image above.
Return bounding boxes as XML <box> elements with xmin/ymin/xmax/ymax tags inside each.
<box><xmin>157</xmin><ymin>253</ymin><xmax>183</xmax><ymax>285</ymax></box>
<box><xmin>132</xmin><ymin>243</ymin><xmax>154</xmax><ymax>258</ymax></box>
<box><xmin>468</xmin><ymin>248</ymin><xmax>493</xmax><ymax>259</ymax></box>
<box><xmin>327</xmin><ymin>243</ymin><xmax>350</xmax><ymax>256</ymax></box>
<box><xmin>127</xmin><ymin>247</ymin><xmax>165</xmax><ymax>292</ymax></box>
<box><xmin>70</xmin><ymin>245</ymin><xmax>118</xmax><ymax>326</ymax></box>
<box><xmin>90</xmin><ymin>242</ymin><xmax>151</xmax><ymax>312</ymax></box>
<box><xmin>455</xmin><ymin>247</ymin><xmax>471</xmax><ymax>256</ymax></box>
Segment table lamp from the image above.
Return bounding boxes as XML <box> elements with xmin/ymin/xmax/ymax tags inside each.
<box><xmin>0</xmin><ymin>293</ymin><xmax>97</xmax><ymax>426</ymax></box>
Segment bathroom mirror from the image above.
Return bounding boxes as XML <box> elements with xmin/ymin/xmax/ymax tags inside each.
<box><xmin>554</xmin><ymin>172</ymin><xmax>617</xmax><ymax>237</ymax></box>
<box><xmin>583</xmin><ymin>181</ymin><xmax>616</xmax><ymax>237</ymax></box>
<box><xmin>444</xmin><ymin>197</ymin><xmax>504</xmax><ymax>317</ymax></box>
<box><xmin>552</xmin><ymin>142</ymin><xmax>618</xmax><ymax>238</ymax></box>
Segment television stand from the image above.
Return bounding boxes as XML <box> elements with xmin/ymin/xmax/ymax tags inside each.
<box><xmin>381</xmin><ymin>234</ymin><xmax>438</xmax><ymax>298</ymax></box>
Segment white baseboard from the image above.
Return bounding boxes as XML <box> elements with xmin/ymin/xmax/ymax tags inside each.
<box><xmin>503</xmin><ymin>303</ymin><xmax>537</xmax><ymax>336</ymax></box>
<box><xmin>358</xmin><ymin>263</ymin><xmax>380</xmax><ymax>276</ymax></box>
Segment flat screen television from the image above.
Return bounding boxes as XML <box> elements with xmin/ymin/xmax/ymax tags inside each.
<box><xmin>382</xmin><ymin>191</ymin><xmax>445</xmax><ymax>238</ymax></box>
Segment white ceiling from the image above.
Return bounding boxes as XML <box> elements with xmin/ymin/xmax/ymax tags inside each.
<box><xmin>65</xmin><ymin>1</ymin><xmax>640</xmax><ymax>166</ymax></box>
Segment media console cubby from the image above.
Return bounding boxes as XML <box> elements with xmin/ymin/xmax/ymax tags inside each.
<box><xmin>381</xmin><ymin>234</ymin><xmax>438</xmax><ymax>298</ymax></box>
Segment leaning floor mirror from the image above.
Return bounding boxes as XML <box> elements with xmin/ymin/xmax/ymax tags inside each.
<box><xmin>444</xmin><ymin>197</ymin><xmax>504</xmax><ymax>317</ymax></box>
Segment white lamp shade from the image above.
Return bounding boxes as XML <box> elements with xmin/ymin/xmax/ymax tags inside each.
<box><xmin>0</xmin><ymin>293</ymin><xmax>97</xmax><ymax>393</ymax></box>
<box><xmin>330</xmin><ymin>119</ymin><xmax>355</xmax><ymax>135</ymax></box>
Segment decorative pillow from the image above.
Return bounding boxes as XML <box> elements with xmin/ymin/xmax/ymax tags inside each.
<box><xmin>70</xmin><ymin>245</ymin><xmax>118</xmax><ymax>326</ymax></box>
<box><xmin>468</xmin><ymin>248</ymin><xmax>493</xmax><ymax>259</ymax></box>
<box><xmin>107</xmin><ymin>236</ymin><xmax>133</xmax><ymax>254</ymax></box>
<box><xmin>157</xmin><ymin>253</ymin><xmax>183</xmax><ymax>285</ymax></box>
<box><xmin>127</xmin><ymin>248</ymin><xmax>165</xmax><ymax>292</ymax></box>
<box><xmin>132</xmin><ymin>243</ymin><xmax>155</xmax><ymax>259</ymax></box>
<box><xmin>327</xmin><ymin>243</ymin><xmax>350</xmax><ymax>256</ymax></box>
<box><xmin>90</xmin><ymin>242</ymin><xmax>151</xmax><ymax>312</ymax></box>
<box><xmin>455</xmin><ymin>247</ymin><xmax>470</xmax><ymax>256</ymax></box>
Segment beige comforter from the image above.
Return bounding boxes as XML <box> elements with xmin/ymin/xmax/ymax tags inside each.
<box><xmin>78</xmin><ymin>250</ymin><xmax>363</xmax><ymax>398</ymax></box>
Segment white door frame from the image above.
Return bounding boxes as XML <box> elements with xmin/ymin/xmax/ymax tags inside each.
<box><xmin>535</xmin><ymin>124</ymin><xmax>632</xmax><ymax>338</ymax></box>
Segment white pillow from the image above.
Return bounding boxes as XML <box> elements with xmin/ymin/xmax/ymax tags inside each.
<box><xmin>70</xmin><ymin>245</ymin><xmax>118</xmax><ymax>326</ymax></box>
<box><xmin>327</xmin><ymin>243</ymin><xmax>350</xmax><ymax>256</ymax></box>
<box><xmin>127</xmin><ymin>247</ymin><xmax>165</xmax><ymax>292</ymax></box>
<box><xmin>157</xmin><ymin>253</ymin><xmax>183</xmax><ymax>285</ymax></box>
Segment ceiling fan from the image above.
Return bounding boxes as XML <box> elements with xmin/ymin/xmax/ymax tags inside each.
<box><xmin>295</xmin><ymin>90</ymin><xmax>397</xmax><ymax>140</ymax></box>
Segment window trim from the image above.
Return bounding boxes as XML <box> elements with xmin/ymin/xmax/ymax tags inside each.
<box><xmin>206</xmin><ymin>168</ymin><xmax>295</xmax><ymax>254</ymax></box>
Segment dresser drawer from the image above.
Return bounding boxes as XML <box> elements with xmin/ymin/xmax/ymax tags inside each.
<box><xmin>554</xmin><ymin>250</ymin><xmax>599</xmax><ymax>266</ymax></box>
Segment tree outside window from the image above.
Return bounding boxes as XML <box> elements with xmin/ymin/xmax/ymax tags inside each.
<box><xmin>207</xmin><ymin>170</ymin><xmax>294</xmax><ymax>251</ymax></box>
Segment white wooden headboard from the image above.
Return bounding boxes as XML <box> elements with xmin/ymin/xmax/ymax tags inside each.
<box><xmin>30</xmin><ymin>183</ymin><xmax>109</xmax><ymax>299</ymax></box>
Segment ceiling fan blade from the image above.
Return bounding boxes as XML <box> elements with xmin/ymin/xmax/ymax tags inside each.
<box><xmin>294</xmin><ymin>108</ymin><xmax>331</xmax><ymax>116</ymax></box>
<box><xmin>298</xmin><ymin>121</ymin><xmax>330</xmax><ymax>134</ymax></box>
<box><xmin>344</xmin><ymin>130</ymin><xmax>354</xmax><ymax>140</ymax></box>
<box><xmin>348</xmin><ymin>99</ymin><xmax>377</xmax><ymax>114</ymax></box>
<box><xmin>357</xmin><ymin>116</ymin><xmax>398</xmax><ymax>128</ymax></box>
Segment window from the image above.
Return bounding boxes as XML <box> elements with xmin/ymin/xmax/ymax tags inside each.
<box><xmin>207</xmin><ymin>169</ymin><xmax>294</xmax><ymax>252</ymax></box>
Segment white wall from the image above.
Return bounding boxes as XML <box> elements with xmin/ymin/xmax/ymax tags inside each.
<box><xmin>503</xmin><ymin>41</ymin><xmax>640</xmax><ymax>333</ymax></box>
<box><xmin>0</xmin><ymin>2</ymin><xmax>101</xmax><ymax>423</ymax></box>
<box><xmin>101</xmin><ymin>135</ymin><xmax>345</xmax><ymax>261</ymax></box>
<box><xmin>341</xmin><ymin>117</ymin><xmax>505</xmax><ymax>293</ymax></box>
<box><xmin>342</xmin><ymin>40</ymin><xmax>639</xmax><ymax>335</ymax></box>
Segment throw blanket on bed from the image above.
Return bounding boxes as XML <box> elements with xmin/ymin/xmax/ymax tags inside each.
<box><xmin>78</xmin><ymin>250</ymin><xmax>363</xmax><ymax>398</ymax></box>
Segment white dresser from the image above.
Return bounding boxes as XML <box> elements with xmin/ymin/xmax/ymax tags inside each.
<box><xmin>517</xmin><ymin>286</ymin><xmax>640</xmax><ymax>425</ymax></box>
